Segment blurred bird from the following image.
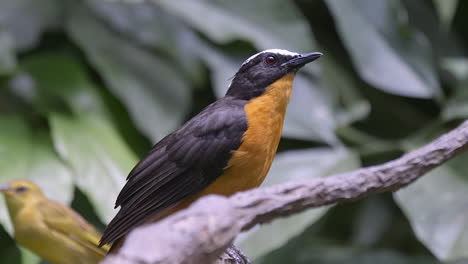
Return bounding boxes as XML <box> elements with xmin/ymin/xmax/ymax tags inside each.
<box><xmin>101</xmin><ymin>49</ymin><xmax>322</xmax><ymax>250</ymax></box>
<box><xmin>0</xmin><ymin>180</ymin><xmax>109</xmax><ymax>264</ymax></box>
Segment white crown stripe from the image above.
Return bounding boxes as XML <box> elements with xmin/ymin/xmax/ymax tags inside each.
<box><xmin>242</xmin><ymin>49</ymin><xmax>299</xmax><ymax>65</ymax></box>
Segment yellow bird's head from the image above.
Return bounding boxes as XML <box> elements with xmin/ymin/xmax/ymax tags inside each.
<box><xmin>0</xmin><ymin>180</ymin><xmax>45</xmax><ymax>215</ymax></box>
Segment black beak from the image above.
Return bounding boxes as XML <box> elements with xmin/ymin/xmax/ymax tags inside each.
<box><xmin>0</xmin><ymin>184</ymin><xmax>11</xmax><ymax>192</ymax></box>
<box><xmin>283</xmin><ymin>52</ymin><xmax>323</xmax><ymax>69</ymax></box>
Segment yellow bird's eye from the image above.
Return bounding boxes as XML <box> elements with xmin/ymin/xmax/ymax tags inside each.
<box><xmin>15</xmin><ymin>186</ymin><xmax>28</xmax><ymax>193</ymax></box>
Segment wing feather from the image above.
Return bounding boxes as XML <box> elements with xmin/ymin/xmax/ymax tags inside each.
<box><xmin>39</xmin><ymin>200</ymin><xmax>109</xmax><ymax>254</ymax></box>
<box><xmin>100</xmin><ymin>98</ymin><xmax>247</xmax><ymax>245</ymax></box>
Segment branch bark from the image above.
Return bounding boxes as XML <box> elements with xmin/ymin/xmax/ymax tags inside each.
<box><xmin>215</xmin><ymin>245</ymin><xmax>250</xmax><ymax>264</ymax></box>
<box><xmin>102</xmin><ymin>120</ymin><xmax>468</xmax><ymax>264</ymax></box>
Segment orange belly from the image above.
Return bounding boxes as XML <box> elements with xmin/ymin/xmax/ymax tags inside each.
<box><xmin>182</xmin><ymin>73</ymin><xmax>295</xmax><ymax>203</ymax></box>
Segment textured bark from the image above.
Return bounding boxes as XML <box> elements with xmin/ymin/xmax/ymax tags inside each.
<box><xmin>102</xmin><ymin>120</ymin><xmax>468</xmax><ymax>264</ymax></box>
<box><xmin>214</xmin><ymin>245</ymin><xmax>251</xmax><ymax>264</ymax></box>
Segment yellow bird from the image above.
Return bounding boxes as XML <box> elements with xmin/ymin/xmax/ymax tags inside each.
<box><xmin>0</xmin><ymin>180</ymin><xmax>109</xmax><ymax>264</ymax></box>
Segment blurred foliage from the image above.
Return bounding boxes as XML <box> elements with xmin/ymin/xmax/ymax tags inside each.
<box><xmin>0</xmin><ymin>0</ymin><xmax>468</xmax><ymax>263</ymax></box>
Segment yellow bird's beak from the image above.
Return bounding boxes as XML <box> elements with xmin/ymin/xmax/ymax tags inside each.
<box><xmin>0</xmin><ymin>184</ymin><xmax>11</xmax><ymax>192</ymax></box>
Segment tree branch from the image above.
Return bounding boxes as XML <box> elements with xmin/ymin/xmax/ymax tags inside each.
<box><xmin>215</xmin><ymin>245</ymin><xmax>250</xmax><ymax>264</ymax></box>
<box><xmin>102</xmin><ymin>120</ymin><xmax>468</xmax><ymax>264</ymax></box>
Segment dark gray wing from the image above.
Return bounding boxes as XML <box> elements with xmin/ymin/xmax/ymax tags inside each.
<box><xmin>100</xmin><ymin>98</ymin><xmax>247</xmax><ymax>245</ymax></box>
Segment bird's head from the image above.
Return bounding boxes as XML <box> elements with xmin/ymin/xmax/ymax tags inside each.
<box><xmin>0</xmin><ymin>180</ymin><xmax>45</xmax><ymax>214</ymax></box>
<box><xmin>226</xmin><ymin>49</ymin><xmax>322</xmax><ymax>100</ymax></box>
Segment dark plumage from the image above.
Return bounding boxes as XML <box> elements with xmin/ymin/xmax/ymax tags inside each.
<box><xmin>100</xmin><ymin>98</ymin><xmax>248</xmax><ymax>245</ymax></box>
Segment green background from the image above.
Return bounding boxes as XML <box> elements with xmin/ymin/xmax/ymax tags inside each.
<box><xmin>1</xmin><ymin>0</ymin><xmax>468</xmax><ymax>263</ymax></box>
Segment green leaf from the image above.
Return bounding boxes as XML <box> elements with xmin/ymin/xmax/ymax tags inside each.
<box><xmin>0</xmin><ymin>214</ymin><xmax>21</xmax><ymax>263</ymax></box>
<box><xmin>440</xmin><ymin>58</ymin><xmax>468</xmax><ymax>121</ymax></box>
<box><xmin>155</xmin><ymin>0</ymin><xmax>323</xmax><ymax>101</ymax></box>
<box><xmin>155</xmin><ymin>0</ymin><xmax>316</xmax><ymax>52</ymax></box>
<box><xmin>403</xmin><ymin>0</ymin><xmax>463</xmax><ymax>58</ymax></box>
<box><xmin>0</xmin><ymin>30</ymin><xmax>16</xmax><ymax>75</ymax></box>
<box><xmin>49</xmin><ymin>113</ymin><xmax>137</xmax><ymax>223</ymax></box>
<box><xmin>442</xmin><ymin>57</ymin><xmax>468</xmax><ymax>81</ymax></box>
<box><xmin>0</xmin><ymin>116</ymin><xmax>73</xmax><ymax>234</ymax></box>
<box><xmin>321</xmin><ymin>54</ymin><xmax>370</xmax><ymax>127</ymax></box>
<box><xmin>13</xmin><ymin>54</ymin><xmax>109</xmax><ymax>117</ymax></box>
<box><xmin>85</xmin><ymin>1</ymin><xmax>204</xmax><ymax>85</ymax></box>
<box><xmin>237</xmin><ymin>147</ymin><xmax>360</xmax><ymax>260</ymax></box>
<box><xmin>259</xmin><ymin>245</ymin><xmax>439</xmax><ymax>264</ymax></box>
<box><xmin>442</xmin><ymin>78</ymin><xmax>468</xmax><ymax>120</ymax></box>
<box><xmin>19</xmin><ymin>247</ymin><xmax>41</xmax><ymax>264</ymax></box>
<box><xmin>433</xmin><ymin>0</ymin><xmax>459</xmax><ymax>28</ymax></box>
<box><xmin>66</xmin><ymin>4</ymin><xmax>191</xmax><ymax>142</ymax></box>
<box><xmin>282</xmin><ymin>75</ymin><xmax>338</xmax><ymax>143</ymax></box>
<box><xmin>441</xmin><ymin>57</ymin><xmax>468</xmax><ymax>120</ymax></box>
<box><xmin>394</xmin><ymin>151</ymin><xmax>468</xmax><ymax>261</ymax></box>
<box><xmin>0</xmin><ymin>228</ymin><xmax>40</xmax><ymax>264</ymax></box>
<box><xmin>0</xmin><ymin>0</ymin><xmax>60</xmax><ymax>51</ymax></box>
<box><xmin>326</xmin><ymin>0</ymin><xmax>440</xmax><ymax>98</ymax></box>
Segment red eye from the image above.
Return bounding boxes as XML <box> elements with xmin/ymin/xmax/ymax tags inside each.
<box><xmin>265</xmin><ymin>55</ymin><xmax>277</xmax><ymax>65</ymax></box>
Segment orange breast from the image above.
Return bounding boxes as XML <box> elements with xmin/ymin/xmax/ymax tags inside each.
<box><xmin>197</xmin><ymin>73</ymin><xmax>295</xmax><ymax>197</ymax></box>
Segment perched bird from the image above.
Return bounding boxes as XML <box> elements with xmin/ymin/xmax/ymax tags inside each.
<box><xmin>100</xmin><ymin>49</ymin><xmax>322</xmax><ymax>249</ymax></box>
<box><xmin>0</xmin><ymin>180</ymin><xmax>109</xmax><ymax>264</ymax></box>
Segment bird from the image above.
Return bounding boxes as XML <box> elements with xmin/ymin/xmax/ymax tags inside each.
<box><xmin>100</xmin><ymin>49</ymin><xmax>322</xmax><ymax>249</ymax></box>
<box><xmin>0</xmin><ymin>180</ymin><xmax>109</xmax><ymax>264</ymax></box>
